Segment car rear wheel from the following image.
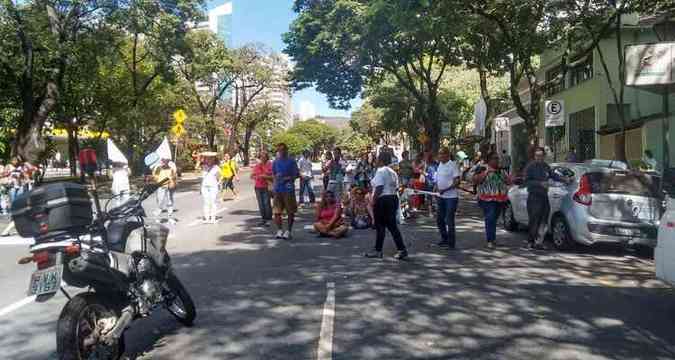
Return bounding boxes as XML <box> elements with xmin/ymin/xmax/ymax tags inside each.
<box><xmin>502</xmin><ymin>202</ymin><xmax>518</xmax><ymax>232</ymax></box>
<box><xmin>551</xmin><ymin>216</ymin><xmax>575</xmax><ymax>251</ymax></box>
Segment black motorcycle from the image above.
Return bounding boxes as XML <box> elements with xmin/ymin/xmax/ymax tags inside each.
<box><xmin>14</xmin><ymin>178</ymin><xmax>195</xmax><ymax>359</ymax></box>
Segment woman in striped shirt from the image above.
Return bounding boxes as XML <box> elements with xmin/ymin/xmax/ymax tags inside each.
<box><xmin>472</xmin><ymin>152</ymin><xmax>511</xmax><ymax>249</ymax></box>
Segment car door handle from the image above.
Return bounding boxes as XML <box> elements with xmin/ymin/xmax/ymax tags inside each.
<box><xmin>552</xmin><ymin>195</ymin><xmax>562</xmax><ymax>199</ymax></box>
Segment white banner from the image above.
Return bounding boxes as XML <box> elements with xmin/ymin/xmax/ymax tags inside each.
<box><xmin>625</xmin><ymin>43</ymin><xmax>674</xmax><ymax>86</ymax></box>
<box><xmin>544</xmin><ymin>100</ymin><xmax>565</xmax><ymax>127</ymax></box>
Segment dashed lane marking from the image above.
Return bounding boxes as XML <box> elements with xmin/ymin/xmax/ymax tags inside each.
<box><xmin>318</xmin><ymin>282</ymin><xmax>336</xmax><ymax>360</ymax></box>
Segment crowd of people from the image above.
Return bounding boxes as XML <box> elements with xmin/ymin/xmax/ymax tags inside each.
<box><xmin>236</xmin><ymin>142</ymin><xmax>576</xmax><ymax>260</ymax></box>
<box><xmin>0</xmin><ymin>140</ymin><xmax>572</xmax><ymax>259</ymax></box>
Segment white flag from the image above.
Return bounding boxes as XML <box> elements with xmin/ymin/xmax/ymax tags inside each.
<box><xmin>107</xmin><ymin>139</ymin><xmax>128</xmax><ymax>164</ymax></box>
<box><xmin>155</xmin><ymin>137</ymin><xmax>172</xmax><ymax>160</ymax></box>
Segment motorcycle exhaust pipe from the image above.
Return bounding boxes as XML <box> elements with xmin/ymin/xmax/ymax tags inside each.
<box><xmin>103</xmin><ymin>305</ymin><xmax>136</xmax><ymax>345</ymax></box>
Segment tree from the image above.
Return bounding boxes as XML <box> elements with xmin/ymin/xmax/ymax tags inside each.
<box><xmin>337</xmin><ymin>128</ymin><xmax>373</xmax><ymax>155</ymax></box>
<box><xmin>239</xmin><ymin>101</ymin><xmax>283</xmax><ymax>165</ymax></box>
<box><xmin>463</xmin><ymin>0</ymin><xmax>563</xmax><ymax>153</ymax></box>
<box><xmin>177</xmin><ymin>30</ymin><xmax>236</xmax><ymax>150</ymax></box>
<box><xmin>271</xmin><ymin>131</ymin><xmax>311</xmax><ymax>156</ymax></box>
<box><xmin>225</xmin><ymin>46</ymin><xmax>280</xmax><ymax>153</ymax></box>
<box><xmin>288</xmin><ymin>119</ymin><xmax>338</xmax><ymax>159</ymax></box>
<box><xmin>350</xmin><ymin>102</ymin><xmax>384</xmax><ymax>141</ymax></box>
<box><xmin>284</xmin><ymin>0</ymin><xmax>466</xmax><ymax>152</ymax></box>
<box><xmin>0</xmin><ymin>0</ymin><xmax>116</xmax><ymax>162</ymax></box>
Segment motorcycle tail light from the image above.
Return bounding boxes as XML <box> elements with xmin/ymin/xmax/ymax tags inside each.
<box><xmin>574</xmin><ymin>175</ymin><xmax>592</xmax><ymax>206</ymax></box>
<box><xmin>64</xmin><ymin>244</ymin><xmax>80</xmax><ymax>256</ymax></box>
<box><xmin>33</xmin><ymin>251</ymin><xmax>51</xmax><ymax>270</ymax></box>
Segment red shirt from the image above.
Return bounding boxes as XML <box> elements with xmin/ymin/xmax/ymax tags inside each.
<box><xmin>319</xmin><ymin>202</ymin><xmax>342</xmax><ymax>223</ymax></box>
<box><xmin>252</xmin><ymin>160</ymin><xmax>272</xmax><ymax>189</ymax></box>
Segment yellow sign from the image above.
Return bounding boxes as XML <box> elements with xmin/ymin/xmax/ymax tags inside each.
<box><xmin>173</xmin><ymin>109</ymin><xmax>187</xmax><ymax>125</ymax></box>
<box><xmin>171</xmin><ymin>124</ymin><xmax>185</xmax><ymax>137</ymax></box>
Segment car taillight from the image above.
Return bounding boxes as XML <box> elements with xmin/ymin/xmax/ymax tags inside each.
<box><xmin>574</xmin><ymin>175</ymin><xmax>592</xmax><ymax>206</ymax></box>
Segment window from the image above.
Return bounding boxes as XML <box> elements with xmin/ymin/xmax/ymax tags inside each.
<box><xmin>546</xmin><ymin>66</ymin><xmax>565</xmax><ymax>96</ymax></box>
<box><xmin>569</xmin><ymin>54</ymin><xmax>594</xmax><ymax>87</ymax></box>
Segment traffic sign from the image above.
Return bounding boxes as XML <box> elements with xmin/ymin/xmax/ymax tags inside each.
<box><xmin>173</xmin><ymin>109</ymin><xmax>187</xmax><ymax>125</ymax></box>
<box><xmin>545</xmin><ymin>100</ymin><xmax>565</xmax><ymax>127</ymax></box>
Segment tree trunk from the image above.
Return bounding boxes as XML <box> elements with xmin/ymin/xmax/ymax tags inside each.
<box><xmin>478</xmin><ymin>68</ymin><xmax>493</xmax><ymax>147</ymax></box>
<box><xmin>67</xmin><ymin>123</ymin><xmax>80</xmax><ymax>177</ymax></box>
<box><xmin>242</xmin><ymin>125</ymin><xmax>254</xmax><ymax>166</ymax></box>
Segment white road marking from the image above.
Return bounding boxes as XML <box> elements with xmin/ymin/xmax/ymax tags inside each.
<box><xmin>318</xmin><ymin>282</ymin><xmax>336</xmax><ymax>360</ymax></box>
<box><xmin>0</xmin><ymin>236</ymin><xmax>34</xmax><ymax>246</ymax></box>
<box><xmin>187</xmin><ymin>207</ymin><xmax>229</xmax><ymax>227</ymax></box>
<box><xmin>0</xmin><ymin>295</ymin><xmax>36</xmax><ymax>318</ymax></box>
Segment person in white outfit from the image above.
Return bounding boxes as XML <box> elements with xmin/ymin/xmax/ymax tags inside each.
<box><xmin>111</xmin><ymin>162</ymin><xmax>130</xmax><ymax>208</ymax></box>
<box><xmin>201</xmin><ymin>155</ymin><xmax>221</xmax><ymax>224</ymax></box>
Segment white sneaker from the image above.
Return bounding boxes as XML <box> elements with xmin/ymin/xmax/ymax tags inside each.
<box><xmin>282</xmin><ymin>230</ymin><xmax>291</xmax><ymax>240</ymax></box>
<box><xmin>275</xmin><ymin>230</ymin><xmax>284</xmax><ymax>239</ymax></box>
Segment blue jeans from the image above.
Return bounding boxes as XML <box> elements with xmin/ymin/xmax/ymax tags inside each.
<box><xmin>298</xmin><ymin>177</ymin><xmax>315</xmax><ymax>203</ymax></box>
<box><xmin>478</xmin><ymin>200</ymin><xmax>502</xmax><ymax>243</ymax></box>
<box><xmin>437</xmin><ymin>197</ymin><xmax>458</xmax><ymax>246</ymax></box>
<box><xmin>255</xmin><ymin>188</ymin><xmax>273</xmax><ymax>221</ymax></box>
<box><xmin>9</xmin><ymin>187</ymin><xmax>24</xmax><ymax>206</ymax></box>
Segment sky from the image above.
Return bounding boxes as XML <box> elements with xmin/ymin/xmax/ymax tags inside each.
<box><xmin>208</xmin><ymin>0</ymin><xmax>362</xmax><ymax>120</ymax></box>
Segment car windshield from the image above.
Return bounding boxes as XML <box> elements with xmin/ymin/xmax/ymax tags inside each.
<box><xmin>586</xmin><ymin>171</ymin><xmax>661</xmax><ymax>198</ymax></box>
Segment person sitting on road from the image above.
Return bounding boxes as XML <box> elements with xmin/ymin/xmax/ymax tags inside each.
<box><xmin>346</xmin><ymin>187</ymin><xmax>373</xmax><ymax>229</ymax></box>
<box><xmin>313</xmin><ymin>190</ymin><xmax>349</xmax><ymax>238</ymax></box>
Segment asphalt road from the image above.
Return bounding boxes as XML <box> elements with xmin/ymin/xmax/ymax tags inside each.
<box><xmin>1</xmin><ymin>169</ymin><xmax>675</xmax><ymax>360</ymax></box>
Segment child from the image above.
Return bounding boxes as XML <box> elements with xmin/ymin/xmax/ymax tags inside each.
<box><xmin>347</xmin><ymin>187</ymin><xmax>373</xmax><ymax>229</ymax></box>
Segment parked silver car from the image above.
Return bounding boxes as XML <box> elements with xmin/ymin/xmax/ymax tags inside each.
<box><xmin>503</xmin><ymin>162</ymin><xmax>662</xmax><ymax>250</ymax></box>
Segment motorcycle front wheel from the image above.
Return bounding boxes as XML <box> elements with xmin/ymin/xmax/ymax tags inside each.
<box><xmin>165</xmin><ymin>272</ymin><xmax>196</xmax><ymax>326</ymax></box>
<box><xmin>56</xmin><ymin>293</ymin><xmax>125</xmax><ymax>360</ymax></box>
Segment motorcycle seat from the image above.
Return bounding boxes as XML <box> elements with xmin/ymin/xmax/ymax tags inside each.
<box><xmin>107</xmin><ymin>221</ymin><xmax>142</xmax><ymax>252</ymax></box>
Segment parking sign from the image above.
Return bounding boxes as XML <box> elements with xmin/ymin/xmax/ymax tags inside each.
<box><xmin>545</xmin><ymin>100</ymin><xmax>565</xmax><ymax>127</ymax></box>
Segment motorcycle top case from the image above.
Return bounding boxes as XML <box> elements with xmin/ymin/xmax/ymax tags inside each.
<box><xmin>11</xmin><ymin>182</ymin><xmax>93</xmax><ymax>240</ymax></box>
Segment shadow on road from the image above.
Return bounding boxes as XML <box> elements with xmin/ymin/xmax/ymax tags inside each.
<box><xmin>120</xmin><ymin>198</ymin><xmax>675</xmax><ymax>360</ymax></box>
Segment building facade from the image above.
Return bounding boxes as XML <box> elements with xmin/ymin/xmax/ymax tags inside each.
<box><xmin>496</xmin><ymin>14</ymin><xmax>674</xmax><ymax>171</ymax></box>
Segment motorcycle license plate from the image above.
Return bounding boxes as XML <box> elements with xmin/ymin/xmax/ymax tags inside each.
<box><xmin>27</xmin><ymin>266</ymin><xmax>63</xmax><ymax>296</ymax></box>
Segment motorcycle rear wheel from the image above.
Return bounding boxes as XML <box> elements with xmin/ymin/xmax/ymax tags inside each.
<box><xmin>56</xmin><ymin>293</ymin><xmax>124</xmax><ymax>360</ymax></box>
<box><xmin>165</xmin><ymin>272</ymin><xmax>196</xmax><ymax>326</ymax></box>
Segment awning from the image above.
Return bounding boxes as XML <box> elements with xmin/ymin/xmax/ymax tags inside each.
<box><xmin>596</xmin><ymin>112</ymin><xmax>667</xmax><ymax>136</ymax></box>
<box><xmin>50</xmin><ymin>128</ymin><xmax>110</xmax><ymax>139</ymax></box>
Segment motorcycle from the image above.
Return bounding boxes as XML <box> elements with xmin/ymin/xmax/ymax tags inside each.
<box><xmin>14</xmin><ymin>178</ymin><xmax>196</xmax><ymax>359</ymax></box>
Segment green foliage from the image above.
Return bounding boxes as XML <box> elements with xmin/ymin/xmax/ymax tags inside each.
<box><xmin>271</xmin><ymin>131</ymin><xmax>311</xmax><ymax>156</ymax></box>
<box><xmin>337</xmin><ymin>129</ymin><xmax>374</xmax><ymax>155</ymax></box>
<box><xmin>288</xmin><ymin>119</ymin><xmax>338</xmax><ymax>155</ymax></box>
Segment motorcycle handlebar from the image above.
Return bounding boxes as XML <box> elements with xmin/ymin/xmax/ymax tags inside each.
<box><xmin>106</xmin><ymin>178</ymin><xmax>169</xmax><ymax>220</ymax></box>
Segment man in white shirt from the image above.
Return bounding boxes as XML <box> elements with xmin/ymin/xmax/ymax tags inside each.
<box><xmin>434</xmin><ymin>147</ymin><xmax>460</xmax><ymax>249</ymax></box>
<box><xmin>297</xmin><ymin>150</ymin><xmax>316</xmax><ymax>206</ymax></box>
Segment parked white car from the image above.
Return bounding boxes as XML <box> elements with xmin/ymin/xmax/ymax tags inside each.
<box><xmin>656</xmin><ymin>197</ymin><xmax>675</xmax><ymax>286</ymax></box>
<box><xmin>503</xmin><ymin>162</ymin><xmax>662</xmax><ymax>250</ymax></box>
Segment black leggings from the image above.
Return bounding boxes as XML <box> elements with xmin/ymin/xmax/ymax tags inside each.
<box><xmin>373</xmin><ymin>195</ymin><xmax>406</xmax><ymax>252</ymax></box>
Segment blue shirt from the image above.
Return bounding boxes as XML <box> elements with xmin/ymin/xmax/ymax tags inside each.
<box><xmin>272</xmin><ymin>156</ymin><xmax>299</xmax><ymax>193</ymax></box>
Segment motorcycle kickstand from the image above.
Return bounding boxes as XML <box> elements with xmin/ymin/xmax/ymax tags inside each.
<box><xmin>60</xmin><ymin>287</ymin><xmax>71</xmax><ymax>300</ymax></box>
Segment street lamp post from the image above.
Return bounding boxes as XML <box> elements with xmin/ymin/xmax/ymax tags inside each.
<box><xmin>653</xmin><ymin>15</ymin><xmax>675</xmax><ymax>179</ymax></box>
